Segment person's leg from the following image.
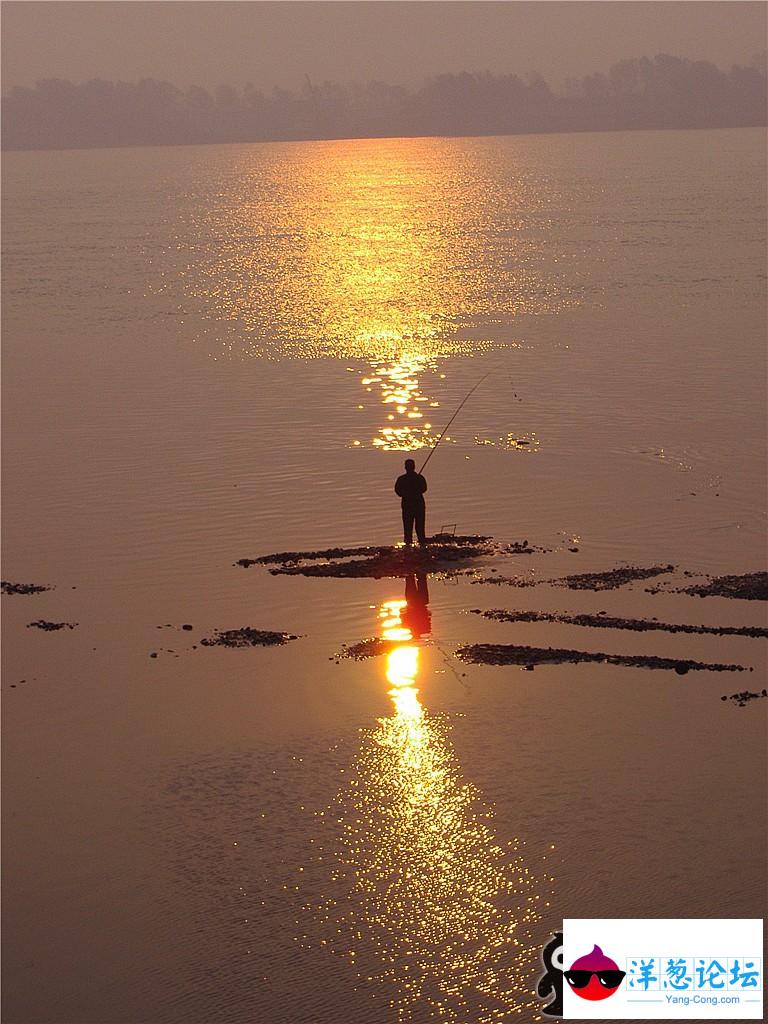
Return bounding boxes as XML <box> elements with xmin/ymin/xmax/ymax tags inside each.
<box><xmin>415</xmin><ymin>504</ymin><xmax>427</xmax><ymax>546</ymax></box>
<box><xmin>402</xmin><ymin>507</ymin><xmax>414</xmax><ymax>546</ymax></box>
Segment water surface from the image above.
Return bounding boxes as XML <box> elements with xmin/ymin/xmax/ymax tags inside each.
<box><xmin>3</xmin><ymin>128</ymin><xmax>766</xmax><ymax>1023</ymax></box>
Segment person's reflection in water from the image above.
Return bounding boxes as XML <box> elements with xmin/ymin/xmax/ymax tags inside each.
<box><xmin>400</xmin><ymin>573</ymin><xmax>431</xmax><ymax>639</ymax></box>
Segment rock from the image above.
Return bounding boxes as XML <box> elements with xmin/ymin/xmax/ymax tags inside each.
<box><xmin>456</xmin><ymin>642</ymin><xmax>744</xmax><ymax>674</ymax></box>
<box><xmin>679</xmin><ymin>572</ymin><xmax>768</xmax><ymax>601</ymax></box>
<box><xmin>200</xmin><ymin>627</ymin><xmax>299</xmax><ymax>648</ymax></box>
<box><xmin>2</xmin><ymin>581</ymin><xmax>52</xmax><ymax>595</ymax></box>
<box><xmin>27</xmin><ymin>620</ymin><xmax>77</xmax><ymax>631</ymax></box>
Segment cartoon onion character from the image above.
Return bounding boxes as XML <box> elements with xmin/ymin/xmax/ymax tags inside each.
<box><xmin>565</xmin><ymin>944</ymin><xmax>626</xmax><ymax>1001</ymax></box>
<box><xmin>537</xmin><ymin>931</ymin><xmax>564</xmax><ymax>1016</ymax></box>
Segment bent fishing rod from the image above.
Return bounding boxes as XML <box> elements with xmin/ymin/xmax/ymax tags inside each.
<box><xmin>419</xmin><ymin>374</ymin><xmax>489</xmax><ymax>473</ymax></box>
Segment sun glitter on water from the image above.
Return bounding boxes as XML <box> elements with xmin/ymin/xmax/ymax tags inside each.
<box><xmin>164</xmin><ymin>138</ymin><xmax>570</xmax><ymax>450</ymax></box>
<box><xmin>474</xmin><ymin>431</ymin><xmax>541</xmax><ymax>453</ymax></box>
<box><xmin>358</xmin><ymin>355</ymin><xmax>444</xmax><ymax>452</ymax></box>
<box><xmin>299</xmin><ymin>593</ymin><xmax>553</xmax><ymax>1020</ymax></box>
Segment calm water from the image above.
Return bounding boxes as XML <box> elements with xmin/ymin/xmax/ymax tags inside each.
<box><xmin>2</xmin><ymin>129</ymin><xmax>766</xmax><ymax>1023</ymax></box>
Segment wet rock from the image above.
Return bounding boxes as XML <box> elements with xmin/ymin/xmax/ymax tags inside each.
<box><xmin>236</xmin><ymin>545</ymin><xmax>393</xmax><ymax>568</ymax></box>
<box><xmin>26</xmin><ymin>620</ymin><xmax>77</xmax><ymax>631</ymax></box>
<box><xmin>455</xmin><ymin>642</ymin><xmax>745</xmax><ymax>673</ymax></box>
<box><xmin>472</xmin><ymin>575</ymin><xmax>538</xmax><ymax>588</ymax></box>
<box><xmin>472</xmin><ymin>565</ymin><xmax>675</xmax><ymax>591</ymax></box>
<box><xmin>471</xmin><ymin>608</ymin><xmax>768</xmax><ymax>639</ymax></box>
<box><xmin>200</xmin><ymin>627</ymin><xmax>299</xmax><ymax>648</ymax></box>
<box><xmin>722</xmin><ymin>688</ymin><xmax>768</xmax><ymax>707</ymax></box>
<box><xmin>241</xmin><ymin>537</ymin><xmax>498</xmax><ymax>579</ymax></box>
<box><xmin>2</xmin><ymin>581</ymin><xmax>52</xmax><ymax>595</ymax></box>
<box><xmin>336</xmin><ymin>637</ymin><xmax>398</xmax><ymax>660</ymax></box>
<box><xmin>499</xmin><ymin>540</ymin><xmax>545</xmax><ymax>555</ymax></box>
<box><xmin>680</xmin><ymin>572</ymin><xmax>768</xmax><ymax>601</ymax></box>
<box><xmin>181</xmin><ymin>624</ymin><xmax>193</xmax><ymax>631</ymax></box>
<box><xmin>553</xmin><ymin>565</ymin><xmax>676</xmax><ymax>591</ymax></box>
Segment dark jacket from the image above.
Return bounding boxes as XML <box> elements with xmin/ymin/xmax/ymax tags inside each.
<box><xmin>395</xmin><ymin>471</ymin><xmax>427</xmax><ymax>506</ymax></box>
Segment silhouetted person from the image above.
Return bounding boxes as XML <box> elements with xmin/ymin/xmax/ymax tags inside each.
<box><xmin>401</xmin><ymin>573</ymin><xmax>431</xmax><ymax>638</ymax></box>
<box><xmin>395</xmin><ymin>458</ymin><xmax>427</xmax><ymax>546</ymax></box>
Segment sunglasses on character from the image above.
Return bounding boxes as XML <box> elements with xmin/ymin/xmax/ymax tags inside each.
<box><xmin>564</xmin><ymin>969</ymin><xmax>626</xmax><ymax>988</ymax></box>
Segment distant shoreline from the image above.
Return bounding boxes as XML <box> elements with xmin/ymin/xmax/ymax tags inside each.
<box><xmin>4</xmin><ymin>53</ymin><xmax>765</xmax><ymax>154</ymax></box>
<box><xmin>3</xmin><ymin>120</ymin><xmax>765</xmax><ymax>156</ymax></box>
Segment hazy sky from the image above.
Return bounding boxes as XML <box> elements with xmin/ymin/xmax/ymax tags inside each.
<box><xmin>2</xmin><ymin>1</ymin><xmax>766</xmax><ymax>93</ymax></box>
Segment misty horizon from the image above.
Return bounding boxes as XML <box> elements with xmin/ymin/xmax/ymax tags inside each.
<box><xmin>3</xmin><ymin>2</ymin><xmax>766</xmax><ymax>93</ymax></box>
<box><xmin>3</xmin><ymin>51</ymin><xmax>766</xmax><ymax>152</ymax></box>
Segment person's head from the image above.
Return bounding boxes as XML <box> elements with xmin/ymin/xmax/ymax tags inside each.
<box><xmin>404</xmin><ymin>458</ymin><xmax>415</xmax><ymax>472</ymax></box>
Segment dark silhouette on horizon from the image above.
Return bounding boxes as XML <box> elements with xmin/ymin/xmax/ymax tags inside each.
<box><xmin>400</xmin><ymin>573</ymin><xmax>431</xmax><ymax>639</ymax></box>
<box><xmin>395</xmin><ymin>459</ymin><xmax>428</xmax><ymax>548</ymax></box>
<box><xmin>2</xmin><ymin>52</ymin><xmax>765</xmax><ymax>152</ymax></box>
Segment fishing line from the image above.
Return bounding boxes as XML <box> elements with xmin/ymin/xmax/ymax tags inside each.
<box><xmin>419</xmin><ymin>373</ymin><xmax>489</xmax><ymax>473</ymax></box>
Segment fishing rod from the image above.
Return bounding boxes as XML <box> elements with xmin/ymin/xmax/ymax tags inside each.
<box><xmin>419</xmin><ymin>373</ymin><xmax>489</xmax><ymax>473</ymax></box>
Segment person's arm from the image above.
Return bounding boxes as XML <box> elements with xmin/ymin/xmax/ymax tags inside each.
<box><xmin>420</xmin><ymin>476</ymin><xmax>427</xmax><ymax>494</ymax></box>
<box><xmin>395</xmin><ymin>477</ymin><xmax>403</xmax><ymax>496</ymax></box>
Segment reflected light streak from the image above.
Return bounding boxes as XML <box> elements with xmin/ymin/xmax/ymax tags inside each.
<box><xmin>382</xmin><ymin>599</ymin><xmax>421</xmax><ymax>722</ymax></box>
<box><xmin>303</xmin><ymin>595</ymin><xmax>550</xmax><ymax>1020</ymax></box>
<box><xmin>366</xmin><ymin>355</ymin><xmax>442</xmax><ymax>452</ymax></box>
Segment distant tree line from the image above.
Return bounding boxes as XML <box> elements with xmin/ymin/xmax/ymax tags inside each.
<box><xmin>2</xmin><ymin>53</ymin><xmax>766</xmax><ymax>151</ymax></box>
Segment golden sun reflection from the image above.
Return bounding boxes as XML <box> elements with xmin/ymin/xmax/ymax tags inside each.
<box><xmin>381</xmin><ymin>598</ymin><xmax>422</xmax><ymax>719</ymax></box>
<box><xmin>303</xmin><ymin>588</ymin><xmax>550</xmax><ymax>1020</ymax></box>
<box><xmin>170</xmin><ymin>138</ymin><xmax>571</xmax><ymax>448</ymax></box>
<box><xmin>365</xmin><ymin>355</ymin><xmax>441</xmax><ymax>452</ymax></box>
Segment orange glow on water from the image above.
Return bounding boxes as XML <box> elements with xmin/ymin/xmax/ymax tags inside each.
<box><xmin>173</xmin><ymin>138</ymin><xmax>566</xmax><ymax>449</ymax></box>
<box><xmin>304</xmin><ymin>590</ymin><xmax>549</xmax><ymax>1020</ymax></box>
